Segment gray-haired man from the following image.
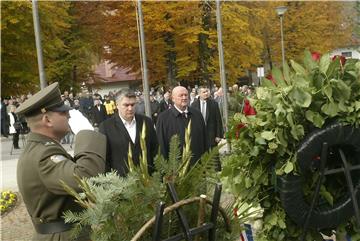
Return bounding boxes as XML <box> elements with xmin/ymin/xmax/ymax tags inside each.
<box><xmin>99</xmin><ymin>89</ymin><xmax>158</xmax><ymax>176</ymax></box>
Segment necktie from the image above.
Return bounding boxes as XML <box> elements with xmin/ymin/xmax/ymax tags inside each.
<box><xmin>201</xmin><ymin>101</ymin><xmax>206</xmax><ymax>121</ymax></box>
<box><xmin>181</xmin><ymin>112</ymin><xmax>189</xmax><ymax>125</ymax></box>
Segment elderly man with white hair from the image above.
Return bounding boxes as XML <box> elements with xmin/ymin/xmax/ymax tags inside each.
<box><xmin>156</xmin><ymin>86</ymin><xmax>208</xmax><ymax>167</ymax></box>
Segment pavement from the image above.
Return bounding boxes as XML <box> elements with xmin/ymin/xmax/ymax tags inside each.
<box><xmin>0</xmin><ymin>135</ymin><xmax>73</xmax><ymax>241</ymax></box>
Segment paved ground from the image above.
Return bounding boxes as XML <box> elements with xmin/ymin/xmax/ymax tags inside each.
<box><xmin>0</xmin><ymin>136</ymin><xmax>73</xmax><ymax>241</ymax></box>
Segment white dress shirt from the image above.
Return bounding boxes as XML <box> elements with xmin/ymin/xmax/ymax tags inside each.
<box><xmin>120</xmin><ymin>116</ymin><xmax>137</xmax><ymax>143</ymax></box>
<box><xmin>174</xmin><ymin>105</ymin><xmax>188</xmax><ymax>118</ymax></box>
<box><xmin>200</xmin><ymin>100</ymin><xmax>207</xmax><ymax>121</ymax></box>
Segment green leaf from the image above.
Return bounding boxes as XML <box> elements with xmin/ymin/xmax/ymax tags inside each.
<box><xmin>321</xmin><ymin>102</ymin><xmax>339</xmax><ymax>117</ymax></box>
<box><xmin>267</xmin><ymin>213</ymin><xmax>278</xmax><ymax>226</ymax></box>
<box><xmin>303</xmin><ymin>49</ymin><xmax>318</xmax><ymax>71</ymax></box>
<box><xmin>261</xmin><ymin>131</ymin><xmax>276</xmax><ymax>140</ymax></box>
<box><xmin>268</xmin><ymin>142</ymin><xmax>278</xmax><ymax>150</ymax></box>
<box><xmin>276</xmin><ymin>129</ymin><xmax>288</xmax><ymax>148</ymax></box>
<box><xmin>286</xmin><ymin>113</ymin><xmax>295</xmax><ymax>128</ymax></box>
<box><xmin>355</xmin><ymin>101</ymin><xmax>360</xmax><ymax>111</ymax></box>
<box><xmin>290</xmin><ymin>125</ymin><xmax>304</xmax><ymax>140</ymax></box>
<box><xmin>330</xmin><ymin>79</ymin><xmax>351</xmax><ymax>101</ymax></box>
<box><xmin>305</xmin><ymin>110</ymin><xmax>325</xmax><ymax>128</ymax></box>
<box><xmin>291</xmin><ymin>60</ymin><xmax>307</xmax><ymax>76</ymax></box>
<box><xmin>261</xmin><ymin>78</ymin><xmax>276</xmax><ymax>88</ymax></box>
<box><xmin>255</xmin><ymin>136</ymin><xmax>267</xmax><ymax>145</ymax></box>
<box><xmin>245</xmin><ymin>177</ymin><xmax>252</xmax><ymax>188</ymax></box>
<box><xmin>250</xmin><ymin>146</ymin><xmax>260</xmax><ymax>156</ymax></box>
<box><xmin>252</xmin><ymin>167</ymin><xmax>262</xmax><ymax>179</ymax></box>
<box><xmin>284</xmin><ymin>161</ymin><xmax>294</xmax><ymax>174</ymax></box>
<box><xmin>288</xmin><ymin>87</ymin><xmax>312</xmax><ymax>107</ymax></box>
<box><xmin>278</xmin><ymin>218</ymin><xmax>286</xmax><ymax>229</ymax></box>
<box><xmin>272</xmin><ymin>66</ymin><xmax>287</xmax><ymax>87</ymax></box>
<box><xmin>319</xmin><ymin>53</ymin><xmax>330</xmax><ymax>74</ymax></box>
<box><xmin>323</xmin><ymin>85</ymin><xmax>333</xmax><ymax>100</ymax></box>
<box><xmin>326</xmin><ymin>58</ymin><xmax>340</xmax><ymax>77</ymax></box>
<box><xmin>283</xmin><ymin>62</ymin><xmax>291</xmax><ymax>84</ymax></box>
<box><xmin>320</xmin><ymin>185</ymin><xmax>334</xmax><ymax>206</ymax></box>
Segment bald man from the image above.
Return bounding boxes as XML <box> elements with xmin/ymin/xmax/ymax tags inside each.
<box><xmin>156</xmin><ymin>86</ymin><xmax>208</xmax><ymax>167</ymax></box>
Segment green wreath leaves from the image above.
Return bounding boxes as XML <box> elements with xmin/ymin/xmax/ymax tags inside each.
<box><xmin>222</xmin><ymin>50</ymin><xmax>360</xmax><ymax>240</ymax></box>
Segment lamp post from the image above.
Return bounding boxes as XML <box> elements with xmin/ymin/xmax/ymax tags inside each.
<box><xmin>276</xmin><ymin>6</ymin><xmax>287</xmax><ymax>69</ymax></box>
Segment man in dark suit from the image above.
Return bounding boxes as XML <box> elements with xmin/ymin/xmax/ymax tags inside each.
<box><xmin>149</xmin><ymin>94</ymin><xmax>160</xmax><ymax>124</ymax></box>
<box><xmin>159</xmin><ymin>90</ymin><xmax>172</xmax><ymax>113</ymax></box>
<box><xmin>191</xmin><ymin>86</ymin><xmax>223</xmax><ymax>147</ymax></box>
<box><xmin>99</xmin><ymin>89</ymin><xmax>158</xmax><ymax>176</ymax></box>
<box><xmin>1</xmin><ymin>99</ymin><xmax>9</xmax><ymax>137</ymax></box>
<box><xmin>191</xmin><ymin>86</ymin><xmax>224</xmax><ymax>170</ymax></box>
<box><xmin>90</xmin><ymin>98</ymin><xmax>107</xmax><ymax>128</ymax></box>
<box><xmin>156</xmin><ymin>86</ymin><xmax>208</xmax><ymax>167</ymax></box>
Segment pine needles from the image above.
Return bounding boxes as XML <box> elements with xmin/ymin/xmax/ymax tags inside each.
<box><xmin>62</xmin><ymin>123</ymin><xmax>242</xmax><ymax>241</ymax></box>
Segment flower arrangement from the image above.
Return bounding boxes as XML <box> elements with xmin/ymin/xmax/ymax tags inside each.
<box><xmin>0</xmin><ymin>190</ymin><xmax>18</xmax><ymax>215</ymax></box>
<box><xmin>222</xmin><ymin>50</ymin><xmax>360</xmax><ymax>240</ymax></box>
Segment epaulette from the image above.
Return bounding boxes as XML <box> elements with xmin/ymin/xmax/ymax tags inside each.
<box><xmin>50</xmin><ymin>155</ymin><xmax>67</xmax><ymax>163</ymax></box>
<box><xmin>44</xmin><ymin>141</ymin><xmax>56</xmax><ymax>146</ymax></box>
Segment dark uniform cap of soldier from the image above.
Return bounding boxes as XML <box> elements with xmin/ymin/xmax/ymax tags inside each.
<box><xmin>15</xmin><ymin>82</ymin><xmax>72</xmax><ymax>117</ymax></box>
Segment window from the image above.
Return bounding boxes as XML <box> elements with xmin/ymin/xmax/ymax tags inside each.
<box><xmin>341</xmin><ymin>51</ymin><xmax>352</xmax><ymax>58</ymax></box>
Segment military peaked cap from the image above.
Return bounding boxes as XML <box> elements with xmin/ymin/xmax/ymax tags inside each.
<box><xmin>16</xmin><ymin>82</ymin><xmax>72</xmax><ymax>117</ymax></box>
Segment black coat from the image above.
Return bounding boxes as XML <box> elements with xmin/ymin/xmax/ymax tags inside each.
<box><xmin>99</xmin><ymin>114</ymin><xmax>158</xmax><ymax>176</ymax></box>
<box><xmin>156</xmin><ymin>106</ymin><xmax>208</xmax><ymax>166</ymax></box>
<box><xmin>150</xmin><ymin>100</ymin><xmax>160</xmax><ymax>123</ymax></box>
<box><xmin>159</xmin><ymin>99</ymin><xmax>172</xmax><ymax>113</ymax></box>
<box><xmin>1</xmin><ymin>101</ymin><xmax>9</xmax><ymax>136</ymax></box>
<box><xmin>90</xmin><ymin>104</ymin><xmax>107</xmax><ymax>127</ymax></box>
<box><xmin>191</xmin><ymin>98</ymin><xmax>224</xmax><ymax>147</ymax></box>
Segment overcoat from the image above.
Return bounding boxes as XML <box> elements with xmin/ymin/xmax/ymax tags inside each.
<box><xmin>191</xmin><ymin>98</ymin><xmax>224</xmax><ymax>147</ymax></box>
<box><xmin>99</xmin><ymin>114</ymin><xmax>158</xmax><ymax>176</ymax></box>
<box><xmin>17</xmin><ymin>130</ymin><xmax>106</xmax><ymax>241</ymax></box>
<box><xmin>156</xmin><ymin>106</ymin><xmax>208</xmax><ymax>166</ymax></box>
<box><xmin>90</xmin><ymin>104</ymin><xmax>107</xmax><ymax>127</ymax></box>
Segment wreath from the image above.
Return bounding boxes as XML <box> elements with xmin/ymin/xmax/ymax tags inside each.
<box><xmin>221</xmin><ymin>50</ymin><xmax>360</xmax><ymax>241</ymax></box>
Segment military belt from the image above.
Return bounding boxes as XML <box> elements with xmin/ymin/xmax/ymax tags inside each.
<box><xmin>32</xmin><ymin>219</ymin><xmax>73</xmax><ymax>234</ymax></box>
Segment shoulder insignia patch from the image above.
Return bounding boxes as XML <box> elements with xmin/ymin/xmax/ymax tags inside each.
<box><xmin>44</xmin><ymin>141</ymin><xmax>55</xmax><ymax>146</ymax></box>
<box><xmin>50</xmin><ymin>155</ymin><xmax>67</xmax><ymax>163</ymax></box>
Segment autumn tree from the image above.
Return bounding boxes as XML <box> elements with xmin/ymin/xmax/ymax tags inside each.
<box><xmin>250</xmin><ymin>1</ymin><xmax>355</xmax><ymax>69</ymax></box>
<box><xmin>1</xmin><ymin>2</ymin><xmax>70</xmax><ymax>96</ymax></box>
<box><xmin>212</xmin><ymin>2</ymin><xmax>264</xmax><ymax>85</ymax></box>
<box><xmin>1</xmin><ymin>1</ymin><xmax>104</xmax><ymax>96</ymax></box>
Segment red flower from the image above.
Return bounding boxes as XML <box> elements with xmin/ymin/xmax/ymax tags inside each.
<box><xmin>236</xmin><ymin>123</ymin><xmax>246</xmax><ymax>130</ymax></box>
<box><xmin>265</xmin><ymin>73</ymin><xmax>277</xmax><ymax>85</ymax></box>
<box><xmin>332</xmin><ymin>55</ymin><xmax>346</xmax><ymax>66</ymax></box>
<box><xmin>311</xmin><ymin>51</ymin><xmax>321</xmax><ymax>61</ymax></box>
<box><xmin>235</xmin><ymin>123</ymin><xmax>246</xmax><ymax>139</ymax></box>
<box><xmin>243</xmin><ymin>99</ymin><xmax>256</xmax><ymax>116</ymax></box>
<box><xmin>233</xmin><ymin>207</ymin><xmax>238</xmax><ymax>217</ymax></box>
<box><xmin>312</xmin><ymin>155</ymin><xmax>320</xmax><ymax>161</ymax></box>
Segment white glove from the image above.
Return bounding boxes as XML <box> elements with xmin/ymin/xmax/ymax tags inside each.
<box><xmin>68</xmin><ymin>109</ymin><xmax>94</xmax><ymax>135</ymax></box>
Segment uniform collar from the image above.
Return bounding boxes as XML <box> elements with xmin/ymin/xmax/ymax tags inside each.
<box><xmin>27</xmin><ymin>132</ymin><xmax>60</xmax><ymax>145</ymax></box>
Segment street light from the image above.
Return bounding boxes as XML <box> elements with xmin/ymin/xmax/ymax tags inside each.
<box><xmin>276</xmin><ymin>6</ymin><xmax>287</xmax><ymax>69</ymax></box>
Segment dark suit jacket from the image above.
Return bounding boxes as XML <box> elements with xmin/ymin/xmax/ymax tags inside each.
<box><xmin>191</xmin><ymin>98</ymin><xmax>224</xmax><ymax>147</ymax></box>
<box><xmin>90</xmin><ymin>104</ymin><xmax>107</xmax><ymax>127</ymax></box>
<box><xmin>159</xmin><ymin>99</ymin><xmax>172</xmax><ymax>113</ymax></box>
<box><xmin>99</xmin><ymin>114</ymin><xmax>158</xmax><ymax>176</ymax></box>
<box><xmin>156</xmin><ymin>106</ymin><xmax>208</xmax><ymax>166</ymax></box>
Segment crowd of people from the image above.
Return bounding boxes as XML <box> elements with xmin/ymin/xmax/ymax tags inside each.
<box><xmin>1</xmin><ymin>83</ymin><xmax>253</xmax><ymax>150</ymax></box>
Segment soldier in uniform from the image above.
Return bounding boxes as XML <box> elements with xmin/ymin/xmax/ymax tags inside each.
<box><xmin>15</xmin><ymin>82</ymin><xmax>107</xmax><ymax>241</ymax></box>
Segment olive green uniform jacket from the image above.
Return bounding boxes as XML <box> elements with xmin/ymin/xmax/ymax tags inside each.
<box><xmin>17</xmin><ymin>130</ymin><xmax>106</xmax><ymax>241</ymax></box>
